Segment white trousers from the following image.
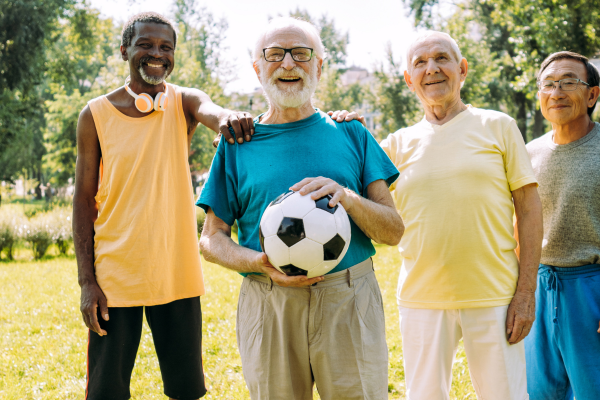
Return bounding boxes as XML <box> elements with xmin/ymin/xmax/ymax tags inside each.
<box><xmin>398</xmin><ymin>305</ymin><xmax>528</xmax><ymax>400</ymax></box>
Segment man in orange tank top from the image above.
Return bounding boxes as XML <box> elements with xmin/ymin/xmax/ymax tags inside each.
<box><xmin>72</xmin><ymin>12</ymin><xmax>253</xmax><ymax>400</ymax></box>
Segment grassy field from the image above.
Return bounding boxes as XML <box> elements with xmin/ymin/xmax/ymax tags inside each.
<box><xmin>0</xmin><ymin>244</ymin><xmax>477</xmax><ymax>399</ymax></box>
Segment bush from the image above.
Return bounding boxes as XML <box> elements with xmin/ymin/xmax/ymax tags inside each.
<box><xmin>23</xmin><ymin>215</ymin><xmax>55</xmax><ymax>260</ymax></box>
<box><xmin>0</xmin><ymin>210</ymin><xmax>25</xmax><ymax>260</ymax></box>
<box><xmin>47</xmin><ymin>207</ymin><xmax>73</xmax><ymax>255</ymax></box>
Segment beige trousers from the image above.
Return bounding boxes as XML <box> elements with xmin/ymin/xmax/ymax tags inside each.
<box><xmin>398</xmin><ymin>305</ymin><xmax>528</xmax><ymax>400</ymax></box>
<box><xmin>236</xmin><ymin>259</ymin><xmax>388</xmax><ymax>400</ymax></box>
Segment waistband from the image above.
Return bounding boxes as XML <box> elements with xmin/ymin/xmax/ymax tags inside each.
<box><xmin>539</xmin><ymin>263</ymin><xmax>600</xmax><ymax>279</ymax></box>
<box><xmin>247</xmin><ymin>258</ymin><xmax>374</xmax><ymax>289</ymax></box>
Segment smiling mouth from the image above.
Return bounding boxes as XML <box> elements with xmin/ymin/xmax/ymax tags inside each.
<box><xmin>424</xmin><ymin>80</ymin><xmax>444</xmax><ymax>86</ymax></box>
<box><xmin>144</xmin><ymin>62</ymin><xmax>166</xmax><ymax>69</ymax></box>
<box><xmin>278</xmin><ymin>77</ymin><xmax>301</xmax><ymax>82</ymax></box>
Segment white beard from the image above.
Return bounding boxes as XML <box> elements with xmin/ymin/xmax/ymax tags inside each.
<box><xmin>261</xmin><ymin>66</ymin><xmax>318</xmax><ymax>109</ymax></box>
<box><xmin>139</xmin><ymin>65</ymin><xmax>170</xmax><ymax>85</ymax></box>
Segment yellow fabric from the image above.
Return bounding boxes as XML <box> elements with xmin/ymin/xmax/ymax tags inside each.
<box><xmin>88</xmin><ymin>84</ymin><xmax>204</xmax><ymax>307</ymax></box>
<box><xmin>381</xmin><ymin>106</ymin><xmax>537</xmax><ymax>309</ymax></box>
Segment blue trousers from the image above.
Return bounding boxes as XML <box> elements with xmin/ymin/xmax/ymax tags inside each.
<box><xmin>525</xmin><ymin>264</ymin><xmax>600</xmax><ymax>400</ymax></box>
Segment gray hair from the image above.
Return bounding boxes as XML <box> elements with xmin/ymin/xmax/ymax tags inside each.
<box><xmin>252</xmin><ymin>17</ymin><xmax>325</xmax><ymax>63</ymax></box>
<box><xmin>406</xmin><ymin>31</ymin><xmax>463</xmax><ymax>70</ymax></box>
<box><xmin>121</xmin><ymin>12</ymin><xmax>177</xmax><ymax>48</ymax></box>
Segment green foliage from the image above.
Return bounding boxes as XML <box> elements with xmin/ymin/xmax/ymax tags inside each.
<box><xmin>371</xmin><ymin>47</ymin><xmax>421</xmax><ymax>138</ymax></box>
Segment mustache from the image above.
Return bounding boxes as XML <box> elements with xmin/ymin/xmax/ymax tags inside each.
<box><xmin>138</xmin><ymin>56</ymin><xmax>172</xmax><ymax>69</ymax></box>
<box><xmin>269</xmin><ymin>67</ymin><xmax>308</xmax><ymax>83</ymax></box>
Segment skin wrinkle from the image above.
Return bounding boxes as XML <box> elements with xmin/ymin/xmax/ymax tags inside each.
<box><xmin>538</xmin><ymin>59</ymin><xmax>600</xmax><ymax>144</ymax></box>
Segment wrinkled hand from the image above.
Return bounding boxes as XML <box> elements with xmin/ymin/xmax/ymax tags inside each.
<box><xmin>255</xmin><ymin>253</ymin><xmax>323</xmax><ymax>287</ymax></box>
<box><xmin>213</xmin><ymin>110</ymin><xmax>255</xmax><ymax>148</ymax></box>
<box><xmin>290</xmin><ymin>177</ymin><xmax>356</xmax><ymax>211</ymax></box>
<box><xmin>506</xmin><ymin>290</ymin><xmax>536</xmax><ymax>344</ymax></box>
<box><xmin>80</xmin><ymin>282</ymin><xmax>109</xmax><ymax>336</ymax></box>
<box><xmin>327</xmin><ymin>110</ymin><xmax>366</xmax><ymax>127</ymax></box>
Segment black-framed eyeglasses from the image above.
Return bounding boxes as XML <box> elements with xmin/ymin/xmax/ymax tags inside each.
<box><xmin>537</xmin><ymin>78</ymin><xmax>590</xmax><ymax>93</ymax></box>
<box><xmin>263</xmin><ymin>47</ymin><xmax>314</xmax><ymax>62</ymax></box>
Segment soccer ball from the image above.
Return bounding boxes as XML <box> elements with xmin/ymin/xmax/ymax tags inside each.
<box><xmin>259</xmin><ymin>190</ymin><xmax>351</xmax><ymax>278</ymax></box>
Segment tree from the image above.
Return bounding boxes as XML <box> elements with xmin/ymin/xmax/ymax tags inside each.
<box><xmin>0</xmin><ymin>0</ymin><xmax>73</xmax><ymax>182</ymax></box>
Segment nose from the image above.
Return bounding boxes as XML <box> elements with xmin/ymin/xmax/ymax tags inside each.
<box><xmin>148</xmin><ymin>44</ymin><xmax>162</xmax><ymax>58</ymax></box>
<box><xmin>549</xmin><ymin>84</ymin><xmax>566</xmax><ymax>99</ymax></box>
<box><xmin>281</xmin><ymin>52</ymin><xmax>296</xmax><ymax>70</ymax></box>
<box><xmin>425</xmin><ymin>58</ymin><xmax>440</xmax><ymax>74</ymax></box>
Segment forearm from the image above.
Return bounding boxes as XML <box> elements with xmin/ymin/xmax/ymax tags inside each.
<box><xmin>515</xmin><ymin>210</ymin><xmax>543</xmax><ymax>293</ymax></box>
<box><xmin>73</xmin><ymin>196</ymin><xmax>98</xmax><ymax>287</ymax></box>
<box><xmin>345</xmin><ymin>189</ymin><xmax>404</xmax><ymax>246</ymax></box>
<box><xmin>199</xmin><ymin>230</ymin><xmax>264</xmax><ymax>274</ymax></box>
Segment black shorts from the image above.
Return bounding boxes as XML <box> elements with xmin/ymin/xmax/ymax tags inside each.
<box><xmin>85</xmin><ymin>296</ymin><xmax>206</xmax><ymax>400</ymax></box>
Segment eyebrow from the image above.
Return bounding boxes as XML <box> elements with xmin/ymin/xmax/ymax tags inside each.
<box><xmin>135</xmin><ymin>36</ymin><xmax>174</xmax><ymax>45</ymax></box>
<box><xmin>413</xmin><ymin>51</ymin><xmax>452</xmax><ymax>63</ymax></box>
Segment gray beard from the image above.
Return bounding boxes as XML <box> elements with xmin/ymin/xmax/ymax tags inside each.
<box><xmin>261</xmin><ymin>67</ymin><xmax>317</xmax><ymax>109</ymax></box>
<box><xmin>139</xmin><ymin>65</ymin><xmax>169</xmax><ymax>85</ymax></box>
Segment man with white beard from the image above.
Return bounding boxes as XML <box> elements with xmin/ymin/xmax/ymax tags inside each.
<box><xmin>197</xmin><ymin>17</ymin><xmax>403</xmax><ymax>400</ymax></box>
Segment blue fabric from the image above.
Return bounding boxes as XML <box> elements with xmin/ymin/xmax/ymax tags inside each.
<box><xmin>197</xmin><ymin>110</ymin><xmax>399</xmax><ymax>276</ymax></box>
<box><xmin>525</xmin><ymin>264</ymin><xmax>600</xmax><ymax>400</ymax></box>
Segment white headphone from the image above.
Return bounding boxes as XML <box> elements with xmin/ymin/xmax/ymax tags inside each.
<box><xmin>124</xmin><ymin>76</ymin><xmax>168</xmax><ymax>113</ymax></box>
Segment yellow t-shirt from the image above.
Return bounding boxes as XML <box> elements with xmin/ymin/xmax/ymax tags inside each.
<box><xmin>88</xmin><ymin>84</ymin><xmax>204</xmax><ymax>307</ymax></box>
<box><xmin>381</xmin><ymin>106</ymin><xmax>537</xmax><ymax>309</ymax></box>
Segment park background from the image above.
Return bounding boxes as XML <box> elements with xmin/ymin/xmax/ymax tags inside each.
<box><xmin>1</xmin><ymin>0</ymin><xmax>600</xmax><ymax>398</ymax></box>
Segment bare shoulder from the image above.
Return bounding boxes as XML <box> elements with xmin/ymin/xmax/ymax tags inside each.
<box><xmin>77</xmin><ymin>106</ymin><xmax>97</xmax><ymax>136</ymax></box>
<box><xmin>180</xmin><ymin>86</ymin><xmax>211</xmax><ymax>109</ymax></box>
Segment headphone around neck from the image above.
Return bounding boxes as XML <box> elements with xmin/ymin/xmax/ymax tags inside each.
<box><xmin>124</xmin><ymin>76</ymin><xmax>168</xmax><ymax>113</ymax></box>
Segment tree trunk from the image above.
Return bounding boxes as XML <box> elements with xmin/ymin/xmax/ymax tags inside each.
<box><xmin>515</xmin><ymin>92</ymin><xmax>528</xmax><ymax>142</ymax></box>
<box><xmin>531</xmin><ymin>107</ymin><xmax>547</xmax><ymax>141</ymax></box>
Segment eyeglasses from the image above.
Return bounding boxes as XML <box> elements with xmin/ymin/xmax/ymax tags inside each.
<box><xmin>537</xmin><ymin>78</ymin><xmax>590</xmax><ymax>93</ymax></box>
<box><xmin>263</xmin><ymin>47</ymin><xmax>313</xmax><ymax>62</ymax></box>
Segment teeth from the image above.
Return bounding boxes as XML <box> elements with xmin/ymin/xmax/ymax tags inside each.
<box><xmin>146</xmin><ymin>63</ymin><xmax>164</xmax><ymax>68</ymax></box>
<box><xmin>279</xmin><ymin>77</ymin><xmax>300</xmax><ymax>81</ymax></box>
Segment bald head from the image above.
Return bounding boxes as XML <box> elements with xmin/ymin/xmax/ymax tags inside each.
<box><xmin>406</xmin><ymin>31</ymin><xmax>462</xmax><ymax>71</ymax></box>
<box><xmin>252</xmin><ymin>17</ymin><xmax>325</xmax><ymax>63</ymax></box>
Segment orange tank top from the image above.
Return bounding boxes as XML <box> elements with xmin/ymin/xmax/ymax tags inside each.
<box><xmin>88</xmin><ymin>83</ymin><xmax>204</xmax><ymax>307</ymax></box>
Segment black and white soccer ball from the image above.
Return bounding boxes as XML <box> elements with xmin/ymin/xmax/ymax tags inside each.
<box><xmin>259</xmin><ymin>190</ymin><xmax>351</xmax><ymax>278</ymax></box>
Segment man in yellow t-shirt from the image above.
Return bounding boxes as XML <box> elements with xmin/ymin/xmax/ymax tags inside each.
<box><xmin>380</xmin><ymin>31</ymin><xmax>543</xmax><ymax>399</ymax></box>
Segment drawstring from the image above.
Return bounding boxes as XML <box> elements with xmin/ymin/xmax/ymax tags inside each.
<box><xmin>546</xmin><ymin>268</ymin><xmax>561</xmax><ymax>323</ymax></box>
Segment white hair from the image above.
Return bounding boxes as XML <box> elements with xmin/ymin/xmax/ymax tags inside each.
<box><xmin>252</xmin><ymin>17</ymin><xmax>325</xmax><ymax>63</ymax></box>
<box><xmin>406</xmin><ymin>31</ymin><xmax>463</xmax><ymax>70</ymax></box>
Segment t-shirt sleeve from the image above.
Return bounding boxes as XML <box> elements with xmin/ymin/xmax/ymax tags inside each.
<box><xmin>195</xmin><ymin>140</ymin><xmax>239</xmax><ymax>226</ymax></box>
<box><xmin>502</xmin><ymin>119</ymin><xmax>538</xmax><ymax>191</ymax></box>
<box><xmin>379</xmin><ymin>132</ymin><xmax>400</xmax><ymax>192</ymax></box>
<box><xmin>359</xmin><ymin>123</ymin><xmax>400</xmax><ymax>190</ymax></box>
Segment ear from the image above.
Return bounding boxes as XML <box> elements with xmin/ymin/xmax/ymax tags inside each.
<box><xmin>404</xmin><ymin>69</ymin><xmax>415</xmax><ymax>92</ymax></box>
<box><xmin>121</xmin><ymin>45</ymin><xmax>128</xmax><ymax>61</ymax></box>
<box><xmin>253</xmin><ymin>61</ymin><xmax>262</xmax><ymax>83</ymax></box>
<box><xmin>459</xmin><ymin>58</ymin><xmax>468</xmax><ymax>83</ymax></box>
<box><xmin>316</xmin><ymin>58</ymin><xmax>323</xmax><ymax>81</ymax></box>
<box><xmin>588</xmin><ymin>86</ymin><xmax>600</xmax><ymax>108</ymax></box>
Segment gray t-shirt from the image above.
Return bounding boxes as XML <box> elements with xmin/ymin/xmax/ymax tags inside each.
<box><xmin>527</xmin><ymin>122</ymin><xmax>600</xmax><ymax>267</ymax></box>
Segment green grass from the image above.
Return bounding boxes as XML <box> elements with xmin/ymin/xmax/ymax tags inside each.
<box><xmin>0</xmin><ymin>245</ymin><xmax>476</xmax><ymax>399</ymax></box>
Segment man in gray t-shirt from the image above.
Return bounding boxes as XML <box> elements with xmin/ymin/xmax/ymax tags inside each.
<box><xmin>524</xmin><ymin>51</ymin><xmax>600</xmax><ymax>400</ymax></box>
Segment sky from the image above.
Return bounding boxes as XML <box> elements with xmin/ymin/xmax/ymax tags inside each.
<box><xmin>89</xmin><ymin>0</ymin><xmax>420</xmax><ymax>93</ymax></box>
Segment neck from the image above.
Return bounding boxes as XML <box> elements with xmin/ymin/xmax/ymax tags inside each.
<box><xmin>260</xmin><ymin>101</ymin><xmax>316</xmax><ymax>124</ymax></box>
<box><xmin>552</xmin><ymin>115</ymin><xmax>595</xmax><ymax>145</ymax></box>
<box><xmin>127</xmin><ymin>75</ymin><xmax>166</xmax><ymax>97</ymax></box>
<box><xmin>422</xmin><ymin>96</ymin><xmax>467</xmax><ymax>126</ymax></box>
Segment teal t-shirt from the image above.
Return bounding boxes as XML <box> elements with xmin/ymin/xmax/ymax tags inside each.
<box><xmin>196</xmin><ymin>110</ymin><xmax>399</xmax><ymax>275</ymax></box>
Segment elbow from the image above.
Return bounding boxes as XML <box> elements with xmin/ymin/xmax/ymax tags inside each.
<box><xmin>386</xmin><ymin>223</ymin><xmax>404</xmax><ymax>246</ymax></box>
<box><xmin>198</xmin><ymin>235</ymin><xmax>215</xmax><ymax>263</ymax></box>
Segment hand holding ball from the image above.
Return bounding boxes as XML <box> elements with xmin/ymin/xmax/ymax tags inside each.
<box><xmin>259</xmin><ymin>190</ymin><xmax>351</xmax><ymax>278</ymax></box>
